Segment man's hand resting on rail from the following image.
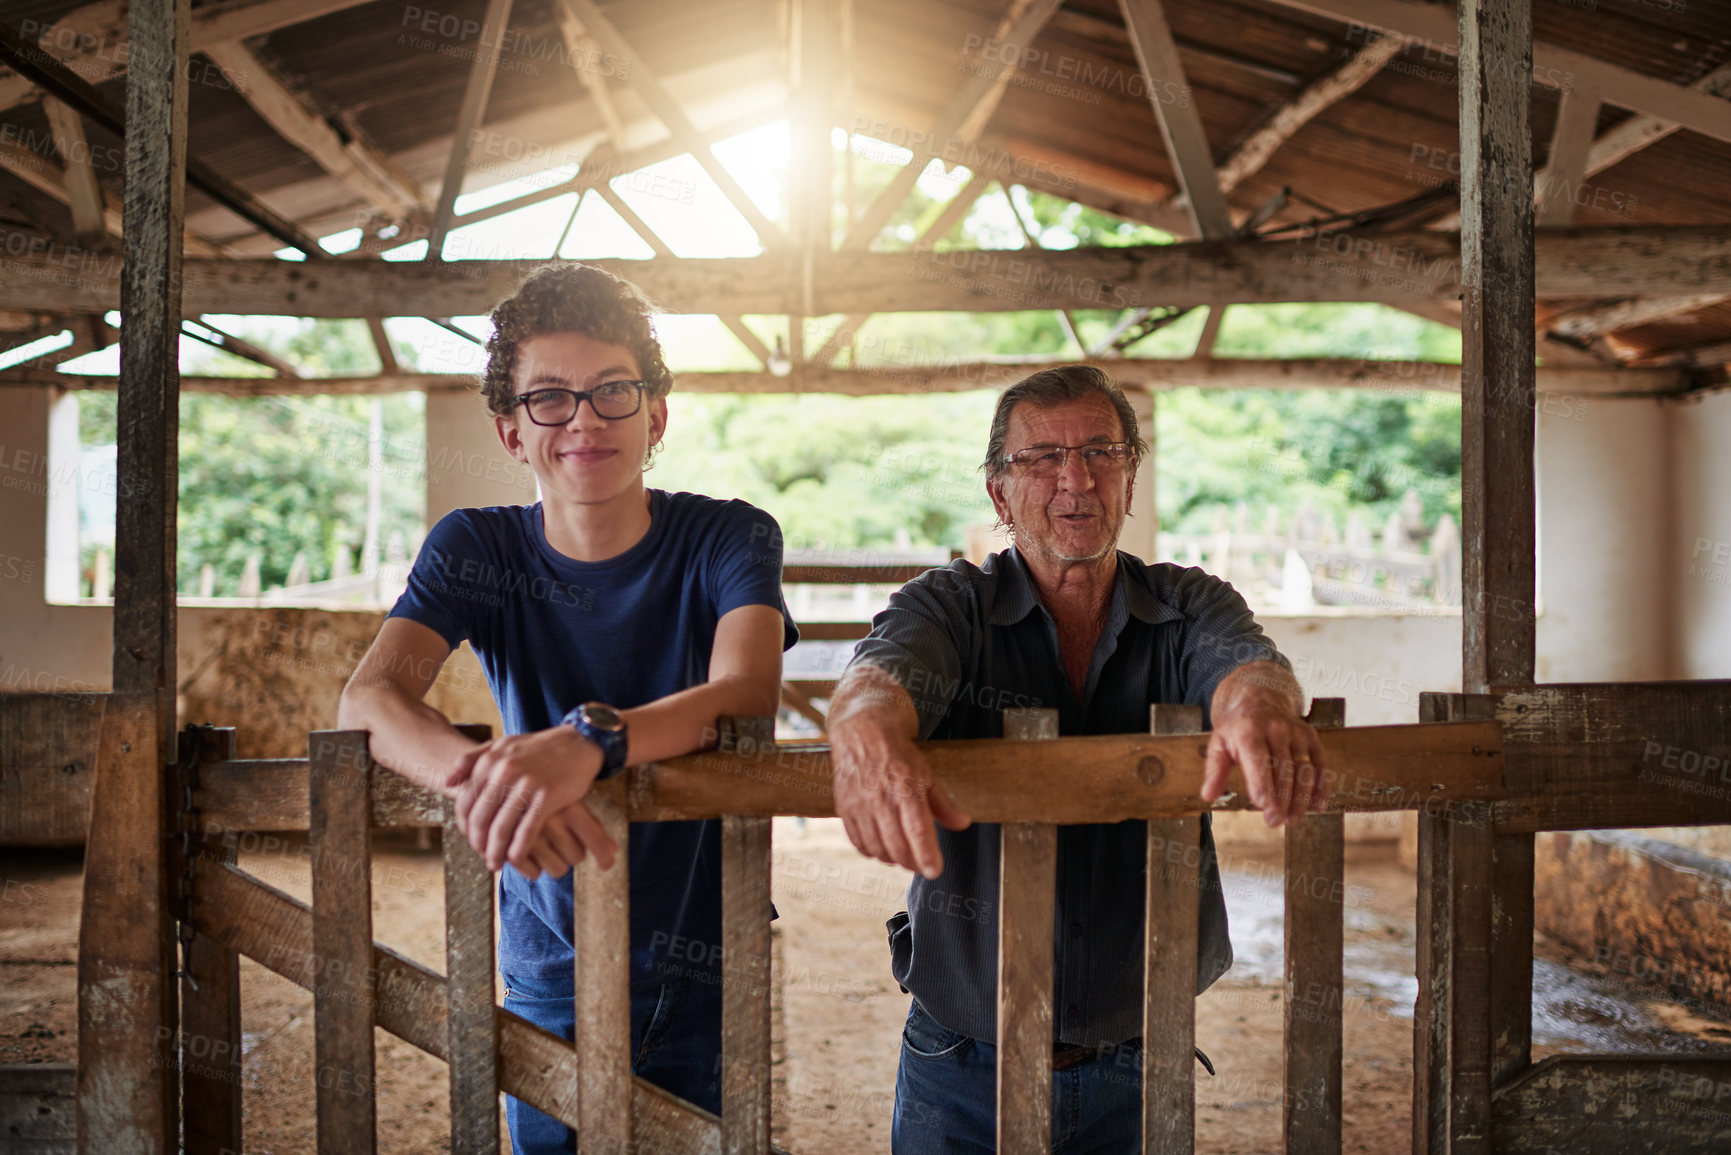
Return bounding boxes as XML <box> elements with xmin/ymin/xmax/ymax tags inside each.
<box><xmin>1201</xmin><ymin>660</ymin><xmax>1328</xmax><ymax>828</ymax></box>
<box><xmin>828</xmin><ymin>663</ymin><xmax>971</xmax><ymax>880</ymax></box>
<box><xmin>445</xmin><ymin>727</ymin><xmax>618</xmax><ymax>878</ymax></box>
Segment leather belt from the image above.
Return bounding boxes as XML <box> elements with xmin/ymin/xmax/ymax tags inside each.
<box><xmin>1047</xmin><ymin>1039</ymin><xmax>1215</xmax><ymax>1074</ymax></box>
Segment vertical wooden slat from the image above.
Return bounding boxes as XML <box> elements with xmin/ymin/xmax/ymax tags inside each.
<box><xmin>1144</xmin><ymin>703</ymin><xmax>1202</xmax><ymax>1155</ymax></box>
<box><xmin>309</xmin><ymin>730</ymin><xmax>377</xmax><ymax>1155</ymax></box>
<box><xmin>719</xmin><ymin>715</ymin><xmax>776</xmax><ymax>1154</ymax></box>
<box><xmin>1283</xmin><ymin>699</ymin><xmax>1345</xmax><ymax>1155</ymax></box>
<box><xmin>998</xmin><ymin>707</ymin><xmax>1058</xmax><ymax>1154</ymax></box>
<box><xmin>576</xmin><ymin>775</ymin><xmax>632</xmax><ymax>1153</ymax></box>
<box><xmin>77</xmin><ymin>0</ymin><xmax>189</xmax><ymax>1148</ymax></box>
<box><xmin>446</xmin><ymin>723</ymin><xmax>498</xmax><ymax>1155</ymax></box>
<box><xmin>182</xmin><ymin>728</ymin><xmax>243</xmax><ymax>1155</ymax></box>
<box><xmin>76</xmin><ymin>692</ymin><xmax>173</xmax><ymax>1155</ymax></box>
<box><xmin>1443</xmin><ymin>0</ymin><xmax>1536</xmax><ymax>1151</ymax></box>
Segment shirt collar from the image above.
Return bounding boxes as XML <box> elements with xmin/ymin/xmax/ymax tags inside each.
<box><xmin>987</xmin><ymin>548</ymin><xmax>1184</xmax><ymax>627</ymax></box>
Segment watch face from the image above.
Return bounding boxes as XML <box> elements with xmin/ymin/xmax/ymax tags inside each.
<box><xmin>582</xmin><ymin>702</ymin><xmax>624</xmax><ymax>731</ymax></box>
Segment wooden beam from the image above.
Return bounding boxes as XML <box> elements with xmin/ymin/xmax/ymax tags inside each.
<box><xmin>1581</xmin><ymin>62</ymin><xmax>1731</xmax><ymax>179</ymax></box>
<box><xmin>812</xmin><ymin>169</ymin><xmax>992</xmax><ymax>364</ymax></box>
<box><xmin>557</xmin><ymin>0</ymin><xmax>788</xmax><ymax>249</ymax></box>
<box><xmin>78</xmin><ymin>6</ymin><xmax>192</xmax><ymax>1152</ymax></box>
<box><xmin>0</xmin><ymin>131</ymin><xmax>123</xmax><ymax>238</ymax></box>
<box><xmin>592</xmin><ymin>182</ymin><xmax>770</xmax><ymax>367</ymax></box>
<box><xmin>1005</xmin><ymin>182</ymin><xmax>1087</xmax><ymax>354</ymax></box>
<box><xmin>42</xmin><ymin>98</ymin><xmax>105</xmax><ymax>244</ymax></box>
<box><xmin>1265</xmin><ymin>0</ymin><xmax>1731</xmax><ymax>145</ymax></box>
<box><xmin>366</xmin><ymin>317</ymin><xmax>397</xmax><ymax>374</ymax></box>
<box><xmin>1548</xmin><ymin>292</ymin><xmax>1728</xmax><ymax>340</ymax></box>
<box><xmin>1144</xmin><ymin>704</ymin><xmax>1201</xmax><ymax>1154</ymax></box>
<box><xmin>0</xmin><ymin>19</ymin><xmax>321</xmax><ymax>255</ymax></box>
<box><xmin>1213</xmin><ymin>34</ymin><xmax>1402</xmax><ymax>195</ymax></box>
<box><xmin>841</xmin><ymin>0</ymin><xmax>1066</xmax><ymax>251</ymax></box>
<box><xmin>201</xmin><ymin>40</ymin><xmax>421</xmax><ymax>214</ymax></box>
<box><xmin>718</xmin><ymin>718</ymin><xmax>775</xmax><ymax>1155</ymax></box>
<box><xmin>1419</xmin><ymin>5</ymin><xmax>1535</xmax><ymax>1154</ymax></box>
<box><xmin>0</xmin><ymin>0</ymin><xmax>376</xmax><ymax>113</ymax></box>
<box><xmin>188</xmin><ymin>856</ymin><xmax>756</xmax><ymax>1150</ymax></box>
<box><xmin>5</xmin><ymin>227</ymin><xmax>1729</xmax><ymax>317</ymax></box>
<box><xmin>5</xmin><ymin>358</ymin><xmax>1695</xmax><ymax>398</ymax></box>
<box><xmin>550</xmin><ymin>5</ymin><xmax>628</xmax><ymax>154</ymax></box>
<box><xmin>424</xmin><ymin>0</ymin><xmax>514</xmax><ymax>259</ymax></box>
<box><xmin>575</xmin><ymin>778</ymin><xmax>632</xmax><ymax>1152</ymax></box>
<box><xmin>1117</xmin><ymin>0</ymin><xmax>1233</xmax><ymax>239</ymax></box>
<box><xmin>1534</xmin><ymin>83</ymin><xmax>1601</xmax><ymax>229</ymax></box>
<box><xmin>188</xmin><ymin>721</ymin><xmax>1506</xmax><ymax>832</ymax></box>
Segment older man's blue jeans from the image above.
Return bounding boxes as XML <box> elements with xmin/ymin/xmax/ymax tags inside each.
<box><xmin>892</xmin><ymin>1000</ymin><xmax>1145</xmax><ymax>1154</ymax></box>
<box><xmin>502</xmin><ymin>969</ymin><xmax>723</xmax><ymax>1154</ymax></box>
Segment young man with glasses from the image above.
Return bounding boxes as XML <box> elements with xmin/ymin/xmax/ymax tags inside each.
<box><xmin>825</xmin><ymin>364</ymin><xmax>1325</xmax><ymax>1152</ymax></box>
<box><xmin>339</xmin><ymin>263</ymin><xmax>796</xmax><ymax>1152</ymax></box>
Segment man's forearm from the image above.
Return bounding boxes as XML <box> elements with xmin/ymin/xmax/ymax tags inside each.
<box><xmin>620</xmin><ymin>675</ymin><xmax>782</xmax><ymax>766</ymax></box>
<box><xmin>1211</xmin><ymin>660</ymin><xmax>1304</xmax><ymax>721</ymax></box>
<box><xmin>827</xmin><ymin>662</ymin><xmax>920</xmax><ymax>740</ymax></box>
<box><xmin>337</xmin><ymin>676</ymin><xmax>478</xmax><ymax>794</ymax></box>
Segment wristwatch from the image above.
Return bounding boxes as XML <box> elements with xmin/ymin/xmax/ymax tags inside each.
<box><xmin>562</xmin><ymin>701</ymin><xmax>630</xmax><ymax>779</ymax></box>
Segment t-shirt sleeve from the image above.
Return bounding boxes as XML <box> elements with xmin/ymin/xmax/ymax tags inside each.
<box><xmin>386</xmin><ymin>510</ymin><xmax>486</xmax><ymax>650</ymax></box>
<box><xmin>708</xmin><ymin>502</ymin><xmax>799</xmax><ymax>651</ymax></box>
<box><xmin>1169</xmin><ymin>567</ymin><xmax>1291</xmax><ymax>726</ymax></box>
<box><xmin>848</xmin><ymin>567</ymin><xmax>971</xmax><ymax>741</ymax></box>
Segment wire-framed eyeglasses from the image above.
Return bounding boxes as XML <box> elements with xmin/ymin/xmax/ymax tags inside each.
<box><xmin>512</xmin><ymin>381</ymin><xmax>646</xmax><ymax>425</ymax></box>
<box><xmin>1002</xmin><ymin>442</ymin><xmax>1134</xmax><ymax>477</ymax></box>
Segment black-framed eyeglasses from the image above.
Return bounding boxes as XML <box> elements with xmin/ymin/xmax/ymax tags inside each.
<box><xmin>1002</xmin><ymin>442</ymin><xmax>1134</xmax><ymax>477</ymax></box>
<box><xmin>512</xmin><ymin>381</ymin><xmax>646</xmax><ymax>425</ymax></box>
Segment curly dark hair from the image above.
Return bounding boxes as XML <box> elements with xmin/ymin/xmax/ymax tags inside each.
<box><xmin>479</xmin><ymin>263</ymin><xmax>674</xmax><ymax>416</ymax></box>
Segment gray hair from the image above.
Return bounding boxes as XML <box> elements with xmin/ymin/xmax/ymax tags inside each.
<box><xmin>981</xmin><ymin>365</ymin><xmax>1149</xmax><ymax>480</ymax></box>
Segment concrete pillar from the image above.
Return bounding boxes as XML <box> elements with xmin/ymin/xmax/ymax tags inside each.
<box><xmin>0</xmin><ymin>386</ymin><xmax>111</xmax><ymax>689</ymax></box>
<box><xmin>423</xmin><ymin>388</ymin><xmax>536</xmax><ymax>523</ymax></box>
<box><xmin>44</xmin><ymin>390</ymin><xmax>82</xmax><ymax>602</ymax></box>
<box><xmin>1535</xmin><ymin>395</ymin><xmax>1671</xmax><ymax>681</ymax></box>
<box><xmin>1121</xmin><ymin>387</ymin><xmax>1157</xmax><ymax>563</ymax></box>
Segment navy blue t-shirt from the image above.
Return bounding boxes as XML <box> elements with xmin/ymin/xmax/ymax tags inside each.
<box><xmin>387</xmin><ymin>489</ymin><xmax>797</xmax><ymax>987</ymax></box>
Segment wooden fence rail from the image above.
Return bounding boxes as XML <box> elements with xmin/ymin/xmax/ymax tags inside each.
<box><xmin>151</xmin><ymin>701</ymin><xmax>1510</xmax><ymax>1154</ymax></box>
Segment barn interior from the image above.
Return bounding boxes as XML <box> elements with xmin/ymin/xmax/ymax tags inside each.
<box><xmin>1</xmin><ymin>0</ymin><xmax>1730</xmax><ymax>1151</ymax></box>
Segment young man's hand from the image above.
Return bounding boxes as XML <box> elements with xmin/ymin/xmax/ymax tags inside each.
<box><xmin>445</xmin><ymin>727</ymin><xmax>618</xmax><ymax>876</ymax></box>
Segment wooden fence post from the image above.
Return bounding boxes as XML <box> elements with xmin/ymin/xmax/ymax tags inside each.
<box><xmin>576</xmin><ymin>773</ymin><xmax>632</xmax><ymax>1154</ymax></box>
<box><xmin>719</xmin><ymin>716</ymin><xmax>777</xmax><ymax>1154</ymax></box>
<box><xmin>309</xmin><ymin>730</ymin><xmax>378</xmax><ymax>1154</ymax></box>
<box><xmin>1145</xmin><ymin>703</ymin><xmax>1203</xmax><ymax>1155</ymax></box>
<box><xmin>181</xmin><ymin>727</ymin><xmax>243</xmax><ymax>1155</ymax></box>
<box><xmin>1284</xmin><ymin>699</ymin><xmax>1346</xmax><ymax>1155</ymax></box>
<box><xmin>998</xmin><ymin>707</ymin><xmax>1059</xmax><ymax>1153</ymax></box>
<box><xmin>446</xmin><ymin>724</ymin><xmax>499</xmax><ymax>1155</ymax></box>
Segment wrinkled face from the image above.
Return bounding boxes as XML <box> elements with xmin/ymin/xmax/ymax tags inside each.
<box><xmin>986</xmin><ymin>396</ymin><xmax>1137</xmax><ymax>566</ymax></box>
<box><xmin>495</xmin><ymin>332</ymin><xmax>667</xmax><ymax>509</ymax></box>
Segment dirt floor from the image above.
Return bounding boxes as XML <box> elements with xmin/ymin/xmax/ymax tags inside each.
<box><xmin>4</xmin><ymin>822</ymin><xmax>1729</xmax><ymax>1153</ymax></box>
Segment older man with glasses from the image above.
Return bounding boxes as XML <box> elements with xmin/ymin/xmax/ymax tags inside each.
<box><xmin>828</xmin><ymin>364</ymin><xmax>1326</xmax><ymax>1153</ymax></box>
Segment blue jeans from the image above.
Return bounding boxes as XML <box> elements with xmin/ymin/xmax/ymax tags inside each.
<box><xmin>501</xmin><ymin>969</ymin><xmax>723</xmax><ymax>1154</ymax></box>
<box><xmin>892</xmin><ymin>1001</ymin><xmax>1144</xmax><ymax>1155</ymax></box>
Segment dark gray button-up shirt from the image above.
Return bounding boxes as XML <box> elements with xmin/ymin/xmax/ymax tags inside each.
<box><xmin>849</xmin><ymin>547</ymin><xmax>1289</xmax><ymax>1046</ymax></box>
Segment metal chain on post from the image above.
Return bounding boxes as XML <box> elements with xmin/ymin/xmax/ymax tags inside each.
<box><xmin>173</xmin><ymin>723</ymin><xmax>215</xmax><ymax>992</ymax></box>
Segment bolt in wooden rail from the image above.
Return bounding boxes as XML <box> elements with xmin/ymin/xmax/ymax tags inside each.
<box><xmin>445</xmin><ymin>723</ymin><xmax>500</xmax><ymax>1155</ymax></box>
<box><xmin>1145</xmin><ymin>703</ymin><xmax>1203</xmax><ymax>1154</ymax></box>
<box><xmin>997</xmin><ymin>707</ymin><xmax>1060</xmax><ymax>1153</ymax></box>
<box><xmin>1284</xmin><ymin>699</ymin><xmax>1346</xmax><ymax>1155</ymax></box>
<box><xmin>308</xmin><ymin>730</ymin><xmax>378</xmax><ymax>1154</ymax></box>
